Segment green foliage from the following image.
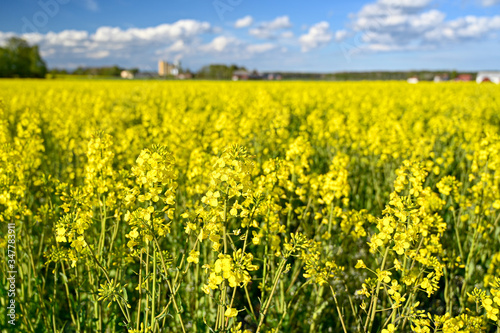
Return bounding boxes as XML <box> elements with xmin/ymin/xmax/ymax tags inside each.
<box><xmin>0</xmin><ymin>37</ymin><xmax>47</xmax><ymax>78</ymax></box>
<box><xmin>196</xmin><ymin>64</ymin><xmax>247</xmax><ymax>80</ymax></box>
<box><xmin>72</xmin><ymin>65</ymin><xmax>124</xmax><ymax>76</ymax></box>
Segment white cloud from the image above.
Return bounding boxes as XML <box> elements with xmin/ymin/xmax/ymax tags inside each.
<box><xmin>378</xmin><ymin>0</ymin><xmax>431</xmax><ymax>9</ymax></box>
<box><xmin>482</xmin><ymin>0</ymin><xmax>500</xmax><ymax>6</ymax></box>
<box><xmin>299</xmin><ymin>21</ymin><xmax>333</xmax><ymax>52</ymax></box>
<box><xmin>87</xmin><ymin>50</ymin><xmax>109</xmax><ymax>59</ymax></box>
<box><xmin>0</xmin><ymin>32</ymin><xmax>16</xmax><ymax>45</ymax></box>
<box><xmin>1</xmin><ymin>16</ymin><xmax>290</xmax><ymax>69</ymax></box>
<box><xmin>44</xmin><ymin>30</ymin><xmax>89</xmax><ymax>46</ymax></box>
<box><xmin>92</xmin><ymin>20</ymin><xmax>211</xmax><ymax>43</ymax></box>
<box><xmin>249</xmin><ymin>15</ymin><xmax>292</xmax><ymax>39</ymax></box>
<box><xmin>0</xmin><ymin>20</ymin><xmax>213</xmax><ymax>67</ymax></box>
<box><xmin>200</xmin><ymin>37</ymin><xmax>277</xmax><ymax>56</ymax></box>
<box><xmin>235</xmin><ymin>15</ymin><xmax>253</xmax><ymax>28</ymax></box>
<box><xmin>40</xmin><ymin>48</ymin><xmax>56</xmax><ymax>57</ymax></box>
<box><xmin>201</xmin><ymin>36</ymin><xmax>240</xmax><ymax>52</ymax></box>
<box><xmin>425</xmin><ymin>15</ymin><xmax>500</xmax><ymax>41</ymax></box>
<box><xmin>339</xmin><ymin>0</ymin><xmax>500</xmax><ymax>53</ymax></box>
<box><xmin>249</xmin><ymin>28</ymin><xmax>269</xmax><ymax>39</ymax></box>
<box><xmin>165</xmin><ymin>40</ymin><xmax>188</xmax><ymax>53</ymax></box>
<box><xmin>357</xmin><ymin>0</ymin><xmax>431</xmax><ymax>17</ymax></box>
<box><xmin>262</xmin><ymin>16</ymin><xmax>292</xmax><ymax>30</ymax></box>
<box><xmin>246</xmin><ymin>43</ymin><xmax>277</xmax><ymax>53</ymax></box>
<box><xmin>335</xmin><ymin>30</ymin><xmax>348</xmax><ymax>42</ymax></box>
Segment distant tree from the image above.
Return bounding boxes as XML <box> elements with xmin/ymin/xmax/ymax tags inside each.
<box><xmin>73</xmin><ymin>66</ymin><xmax>86</xmax><ymax>75</ymax></box>
<box><xmin>49</xmin><ymin>68</ymin><xmax>68</xmax><ymax>75</ymax></box>
<box><xmin>0</xmin><ymin>37</ymin><xmax>47</xmax><ymax>78</ymax></box>
<box><xmin>29</xmin><ymin>45</ymin><xmax>47</xmax><ymax>77</ymax></box>
<box><xmin>102</xmin><ymin>65</ymin><xmax>122</xmax><ymax>76</ymax></box>
<box><xmin>70</xmin><ymin>65</ymin><xmax>124</xmax><ymax>76</ymax></box>
<box><xmin>197</xmin><ymin>64</ymin><xmax>247</xmax><ymax>80</ymax></box>
<box><xmin>0</xmin><ymin>48</ymin><xmax>9</xmax><ymax>77</ymax></box>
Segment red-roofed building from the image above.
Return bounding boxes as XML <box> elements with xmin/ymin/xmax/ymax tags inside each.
<box><xmin>455</xmin><ymin>74</ymin><xmax>472</xmax><ymax>82</ymax></box>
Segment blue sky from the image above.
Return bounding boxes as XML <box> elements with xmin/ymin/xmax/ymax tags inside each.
<box><xmin>0</xmin><ymin>0</ymin><xmax>499</xmax><ymax>71</ymax></box>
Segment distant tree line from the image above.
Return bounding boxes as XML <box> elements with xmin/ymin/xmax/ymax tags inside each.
<box><xmin>48</xmin><ymin>66</ymin><xmax>139</xmax><ymax>77</ymax></box>
<box><xmin>196</xmin><ymin>64</ymin><xmax>247</xmax><ymax>80</ymax></box>
<box><xmin>0</xmin><ymin>37</ymin><xmax>47</xmax><ymax>78</ymax></box>
<box><xmin>54</xmin><ymin>64</ymin><xmax>246</xmax><ymax>80</ymax></box>
<box><xmin>324</xmin><ymin>71</ymin><xmax>474</xmax><ymax>81</ymax></box>
<box><xmin>193</xmin><ymin>68</ymin><xmax>477</xmax><ymax>81</ymax></box>
<box><xmin>265</xmin><ymin>71</ymin><xmax>476</xmax><ymax>81</ymax></box>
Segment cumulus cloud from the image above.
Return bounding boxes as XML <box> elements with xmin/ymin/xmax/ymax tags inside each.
<box><xmin>164</xmin><ymin>40</ymin><xmax>188</xmax><ymax>53</ymax></box>
<box><xmin>335</xmin><ymin>30</ymin><xmax>348</xmax><ymax>42</ymax></box>
<box><xmin>200</xmin><ymin>37</ymin><xmax>278</xmax><ymax>57</ymax></box>
<box><xmin>0</xmin><ymin>32</ymin><xmax>16</xmax><ymax>44</ymax></box>
<box><xmin>425</xmin><ymin>15</ymin><xmax>500</xmax><ymax>41</ymax></box>
<box><xmin>201</xmin><ymin>36</ymin><xmax>240</xmax><ymax>52</ymax></box>
<box><xmin>92</xmin><ymin>20</ymin><xmax>212</xmax><ymax>43</ymax></box>
<box><xmin>338</xmin><ymin>0</ymin><xmax>500</xmax><ymax>52</ymax></box>
<box><xmin>249</xmin><ymin>16</ymin><xmax>292</xmax><ymax>39</ymax></box>
<box><xmin>235</xmin><ymin>15</ymin><xmax>253</xmax><ymax>28</ymax></box>
<box><xmin>482</xmin><ymin>0</ymin><xmax>500</xmax><ymax>6</ymax></box>
<box><xmin>87</xmin><ymin>50</ymin><xmax>109</xmax><ymax>59</ymax></box>
<box><xmin>0</xmin><ymin>20</ymin><xmax>217</xmax><ymax>68</ymax></box>
<box><xmin>246</xmin><ymin>43</ymin><xmax>277</xmax><ymax>53</ymax></box>
<box><xmin>299</xmin><ymin>21</ymin><xmax>333</xmax><ymax>51</ymax></box>
<box><xmin>1</xmin><ymin>16</ymin><xmax>288</xmax><ymax>69</ymax></box>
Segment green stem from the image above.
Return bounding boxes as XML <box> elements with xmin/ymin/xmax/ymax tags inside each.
<box><xmin>367</xmin><ymin>247</ymin><xmax>390</xmax><ymax>332</ymax></box>
<box><xmin>256</xmin><ymin>258</ymin><xmax>287</xmax><ymax>333</ymax></box>
<box><xmin>152</xmin><ymin>236</ymin><xmax>186</xmax><ymax>333</ymax></box>
<box><xmin>276</xmin><ymin>280</ymin><xmax>311</xmax><ymax>332</ymax></box>
<box><xmin>137</xmin><ymin>250</ymin><xmax>143</xmax><ymax>332</ymax></box>
<box><xmin>330</xmin><ymin>284</ymin><xmax>348</xmax><ymax>333</ymax></box>
<box><xmin>151</xmin><ymin>244</ymin><xmax>157</xmax><ymax>331</ymax></box>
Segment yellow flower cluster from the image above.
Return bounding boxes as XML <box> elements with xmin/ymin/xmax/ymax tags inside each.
<box><xmin>202</xmin><ymin>249</ymin><xmax>258</xmax><ymax>293</ymax></box>
<box><xmin>125</xmin><ymin>145</ymin><xmax>177</xmax><ymax>252</ymax></box>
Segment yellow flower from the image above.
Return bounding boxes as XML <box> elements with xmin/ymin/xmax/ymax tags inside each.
<box><xmin>214</xmin><ymin>254</ymin><xmax>233</xmax><ymax>278</ymax></box>
<box><xmin>56</xmin><ymin>227</ymin><xmax>67</xmax><ymax>242</ymax></box>
<box><xmin>225</xmin><ymin>307</ymin><xmax>238</xmax><ymax>318</ymax></box>
<box><xmin>207</xmin><ymin>272</ymin><xmax>223</xmax><ymax>289</ymax></box>
<box><xmin>355</xmin><ymin>259</ymin><xmax>366</xmax><ymax>269</ymax></box>
<box><xmin>202</xmin><ymin>285</ymin><xmax>211</xmax><ymax>295</ymax></box>
<box><xmin>129</xmin><ymin>228</ymin><xmax>139</xmax><ymax>239</ymax></box>
<box><xmin>394</xmin><ymin>259</ymin><xmax>402</xmax><ymax>271</ymax></box>
<box><xmin>252</xmin><ymin>231</ymin><xmax>262</xmax><ymax>245</ymax></box>
<box><xmin>377</xmin><ymin>269</ymin><xmax>392</xmax><ymax>283</ymax></box>
<box><xmin>187</xmin><ymin>250</ymin><xmax>200</xmax><ymax>264</ymax></box>
<box><xmin>202</xmin><ymin>190</ymin><xmax>220</xmax><ymax>207</ymax></box>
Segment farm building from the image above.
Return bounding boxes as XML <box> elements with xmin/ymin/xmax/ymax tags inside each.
<box><xmin>476</xmin><ymin>71</ymin><xmax>500</xmax><ymax>84</ymax></box>
<box><xmin>158</xmin><ymin>60</ymin><xmax>179</xmax><ymax>76</ymax></box>
<box><xmin>434</xmin><ymin>74</ymin><xmax>449</xmax><ymax>82</ymax></box>
<box><xmin>120</xmin><ymin>70</ymin><xmax>134</xmax><ymax>79</ymax></box>
<box><xmin>454</xmin><ymin>74</ymin><xmax>472</xmax><ymax>82</ymax></box>
<box><xmin>232</xmin><ymin>70</ymin><xmax>250</xmax><ymax>80</ymax></box>
<box><xmin>407</xmin><ymin>77</ymin><xmax>419</xmax><ymax>84</ymax></box>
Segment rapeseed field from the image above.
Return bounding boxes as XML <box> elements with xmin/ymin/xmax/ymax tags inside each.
<box><xmin>1</xmin><ymin>80</ymin><xmax>499</xmax><ymax>332</ymax></box>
